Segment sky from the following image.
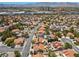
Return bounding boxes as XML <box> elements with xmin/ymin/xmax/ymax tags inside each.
<box><xmin>0</xmin><ymin>2</ymin><xmax>38</xmax><ymax>4</ymax></box>
<box><xmin>0</xmin><ymin>0</ymin><xmax>52</xmax><ymax>2</ymax></box>
<box><xmin>0</xmin><ymin>0</ymin><xmax>79</xmax><ymax>2</ymax></box>
<box><xmin>0</xmin><ymin>0</ymin><xmax>79</xmax><ymax>4</ymax></box>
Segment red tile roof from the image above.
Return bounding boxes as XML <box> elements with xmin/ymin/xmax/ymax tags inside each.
<box><xmin>50</xmin><ymin>34</ymin><xmax>57</xmax><ymax>38</ymax></box>
<box><xmin>32</xmin><ymin>53</ymin><xmax>44</xmax><ymax>57</ymax></box>
<box><xmin>52</xmin><ymin>41</ymin><xmax>62</xmax><ymax>49</ymax></box>
<box><xmin>63</xmin><ymin>49</ymin><xmax>75</xmax><ymax>57</ymax></box>
<box><xmin>0</xmin><ymin>27</ymin><xmax>5</xmax><ymax>32</ymax></box>
<box><xmin>33</xmin><ymin>43</ymin><xmax>45</xmax><ymax>51</ymax></box>
<box><xmin>12</xmin><ymin>29</ymin><xmax>20</xmax><ymax>32</ymax></box>
<box><xmin>14</xmin><ymin>37</ymin><xmax>24</xmax><ymax>45</ymax></box>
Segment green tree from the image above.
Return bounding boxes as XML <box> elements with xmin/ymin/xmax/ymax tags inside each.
<box><xmin>48</xmin><ymin>37</ymin><xmax>58</xmax><ymax>42</ymax></box>
<box><xmin>48</xmin><ymin>50</ymin><xmax>57</xmax><ymax>57</ymax></box>
<box><xmin>74</xmin><ymin>53</ymin><xmax>79</xmax><ymax>57</ymax></box>
<box><xmin>74</xmin><ymin>42</ymin><xmax>79</xmax><ymax>45</ymax></box>
<box><xmin>48</xmin><ymin>38</ymin><xmax>53</xmax><ymax>42</ymax></box>
<box><xmin>45</xmin><ymin>26</ymin><xmax>50</xmax><ymax>35</ymax></box>
<box><xmin>0</xmin><ymin>32</ymin><xmax>3</xmax><ymax>36</ymax></box>
<box><xmin>74</xmin><ymin>32</ymin><xmax>79</xmax><ymax>38</ymax></box>
<box><xmin>0</xmin><ymin>19</ymin><xmax>4</xmax><ymax>25</ymax></box>
<box><xmin>56</xmin><ymin>32</ymin><xmax>62</xmax><ymax>38</ymax></box>
<box><xmin>69</xmin><ymin>27</ymin><xmax>74</xmax><ymax>33</ymax></box>
<box><xmin>70</xmin><ymin>35</ymin><xmax>74</xmax><ymax>39</ymax></box>
<box><xmin>4</xmin><ymin>37</ymin><xmax>15</xmax><ymax>46</ymax></box>
<box><xmin>14</xmin><ymin>50</ymin><xmax>21</xmax><ymax>57</ymax></box>
<box><xmin>14</xmin><ymin>22</ymin><xmax>24</xmax><ymax>30</ymax></box>
<box><xmin>64</xmin><ymin>43</ymin><xmax>72</xmax><ymax>49</ymax></box>
<box><xmin>1</xmin><ymin>29</ymin><xmax>14</xmax><ymax>41</ymax></box>
<box><xmin>31</xmin><ymin>40</ymin><xmax>35</xmax><ymax>44</ymax></box>
<box><xmin>22</xmin><ymin>32</ymin><xmax>29</xmax><ymax>38</ymax></box>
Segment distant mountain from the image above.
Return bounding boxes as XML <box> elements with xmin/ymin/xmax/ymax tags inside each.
<box><xmin>0</xmin><ymin>2</ymin><xmax>79</xmax><ymax>8</ymax></box>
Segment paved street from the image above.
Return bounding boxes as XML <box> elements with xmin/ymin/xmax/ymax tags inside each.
<box><xmin>21</xmin><ymin>22</ymin><xmax>41</xmax><ymax>57</ymax></box>
<box><xmin>0</xmin><ymin>46</ymin><xmax>22</xmax><ymax>52</ymax></box>
<box><xmin>61</xmin><ymin>38</ymin><xmax>79</xmax><ymax>53</ymax></box>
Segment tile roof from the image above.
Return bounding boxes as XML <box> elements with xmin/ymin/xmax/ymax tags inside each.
<box><xmin>38</xmin><ymin>30</ymin><xmax>45</xmax><ymax>34</ymax></box>
<box><xmin>63</xmin><ymin>49</ymin><xmax>75</xmax><ymax>57</ymax></box>
<box><xmin>0</xmin><ymin>27</ymin><xmax>5</xmax><ymax>32</ymax></box>
<box><xmin>38</xmin><ymin>43</ymin><xmax>45</xmax><ymax>50</ymax></box>
<box><xmin>39</xmin><ymin>27</ymin><xmax>45</xmax><ymax>31</ymax></box>
<box><xmin>12</xmin><ymin>29</ymin><xmax>20</xmax><ymax>32</ymax></box>
<box><xmin>32</xmin><ymin>53</ymin><xmax>44</xmax><ymax>57</ymax></box>
<box><xmin>38</xmin><ymin>37</ymin><xmax>44</xmax><ymax>43</ymax></box>
<box><xmin>14</xmin><ymin>37</ymin><xmax>24</xmax><ymax>45</ymax></box>
<box><xmin>67</xmin><ymin>32</ymin><xmax>74</xmax><ymax>37</ymax></box>
<box><xmin>52</xmin><ymin>41</ymin><xmax>62</xmax><ymax>49</ymax></box>
<box><xmin>33</xmin><ymin>43</ymin><xmax>45</xmax><ymax>51</ymax></box>
<box><xmin>49</xmin><ymin>34</ymin><xmax>57</xmax><ymax>38</ymax></box>
<box><xmin>33</xmin><ymin>37</ymin><xmax>45</xmax><ymax>43</ymax></box>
